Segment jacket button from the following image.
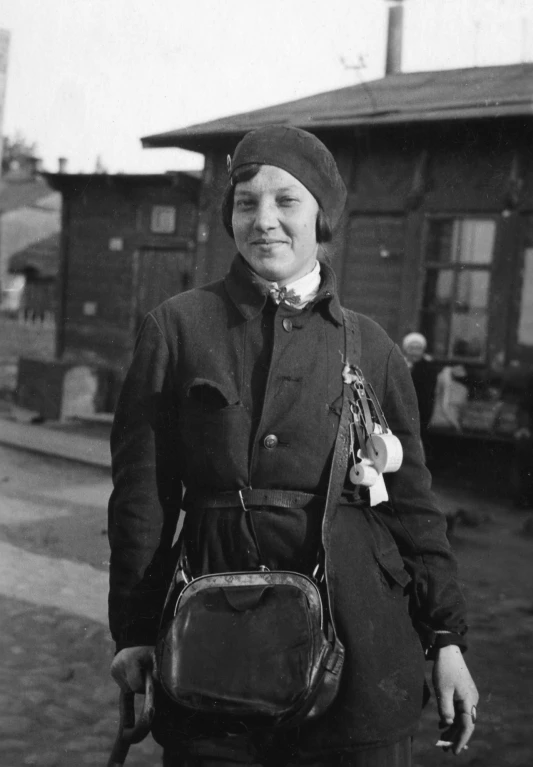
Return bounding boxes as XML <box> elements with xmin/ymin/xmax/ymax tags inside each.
<box><xmin>282</xmin><ymin>318</ymin><xmax>293</xmax><ymax>332</ymax></box>
<box><xmin>263</xmin><ymin>434</ymin><xmax>279</xmax><ymax>449</ymax></box>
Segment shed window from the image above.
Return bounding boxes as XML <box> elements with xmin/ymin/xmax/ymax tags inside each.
<box><xmin>150</xmin><ymin>205</ymin><xmax>177</xmax><ymax>234</ymax></box>
<box><xmin>420</xmin><ymin>218</ymin><xmax>495</xmax><ymax>361</ymax></box>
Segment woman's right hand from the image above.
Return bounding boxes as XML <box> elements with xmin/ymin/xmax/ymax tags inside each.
<box><xmin>110</xmin><ymin>645</ymin><xmax>155</xmax><ymax>693</ymax></box>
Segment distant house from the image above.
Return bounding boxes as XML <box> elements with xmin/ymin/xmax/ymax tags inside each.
<box><xmin>8</xmin><ymin>232</ymin><xmax>59</xmax><ymax>321</ymax></box>
<box><xmin>0</xmin><ymin>160</ymin><xmax>61</xmax><ymax>313</ymax></box>
<box><xmin>141</xmin><ymin>62</ymin><xmax>533</xmax><ymax>438</ymax></box>
<box><xmin>40</xmin><ymin>171</ymin><xmax>200</xmax><ymax>410</ymax></box>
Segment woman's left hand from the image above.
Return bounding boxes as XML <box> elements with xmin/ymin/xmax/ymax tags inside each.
<box><xmin>432</xmin><ymin>644</ymin><xmax>479</xmax><ymax>755</ymax></box>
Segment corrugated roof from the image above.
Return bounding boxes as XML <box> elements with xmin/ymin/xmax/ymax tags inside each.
<box><xmin>142</xmin><ymin>63</ymin><xmax>533</xmax><ymax>150</ymax></box>
<box><xmin>8</xmin><ymin>233</ymin><xmax>60</xmax><ymax>279</ymax></box>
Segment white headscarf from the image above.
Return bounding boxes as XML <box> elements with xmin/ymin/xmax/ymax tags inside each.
<box><xmin>402</xmin><ymin>332</ymin><xmax>427</xmax><ymax>352</ymax></box>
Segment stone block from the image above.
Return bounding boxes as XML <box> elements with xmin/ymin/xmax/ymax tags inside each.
<box><xmin>15</xmin><ymin>357</ymin><xmax>111</xmax><ymax>420</ymax></box>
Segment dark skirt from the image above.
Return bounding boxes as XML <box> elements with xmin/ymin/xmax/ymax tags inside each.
<box><xmin>162</xmin><ymin>736</ymin><xmax>412</xmax><ymax>766</ymax></box>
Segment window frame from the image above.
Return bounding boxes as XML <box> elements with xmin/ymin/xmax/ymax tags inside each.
<box><xmin>509</xmin><ymin>213</ymin><xmax>533</xmax><ymax>364</ymax></box>
<box><xmin>149</xmin><ymin>204</ymin><xmax>178</xmax><ymax>235</ymax></box>
<box><xmin>419</xmin><ymin>213</ymin><xmax>498</xmax><ymax>364</ymax></box>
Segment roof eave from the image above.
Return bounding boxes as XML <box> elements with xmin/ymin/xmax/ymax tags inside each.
<box><xmin>42</xmin><ymin>171</ymin><xmax>201</xmax><ymax>194</ymax></box>
<box><xmin>142</xmin><ymin>103</ymin><xmax>533</xmax><ymax>151</ymax></box>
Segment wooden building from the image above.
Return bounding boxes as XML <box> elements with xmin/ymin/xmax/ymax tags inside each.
<box><xmin>142</xmin><ymin>63</ymin><xmax>533</xmax><ymax>438</ymax></box>
<box><xmin>44</xmin><ymin>172</ymin><xmax>199</xmax><ymax>365</ymax></box>
<box><xmin>26</xmin><ymin>171</ymin><xmax>200</xmax><ymax>414</ymax></box>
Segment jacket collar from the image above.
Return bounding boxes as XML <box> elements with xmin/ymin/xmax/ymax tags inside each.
<box><xmin>224</xmin><ymin>254</ymin><xmax>343</xmax><ymax>325</ymax></box>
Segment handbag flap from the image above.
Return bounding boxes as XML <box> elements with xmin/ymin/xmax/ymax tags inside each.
<box><xmin>176</xmin><ymin>571</ymin><xmax>323</xmax><ymax>624</ymax></box>
<box><xmin>222</xmin><ymin>585</ymin><xmax>269</xmax><ymax>611</ymax></box>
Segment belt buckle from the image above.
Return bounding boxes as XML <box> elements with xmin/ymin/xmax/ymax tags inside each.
<box><xmin>238</xmin><ymin>489</ymin><xmax>249</xmax><ymax>512</ymax></box>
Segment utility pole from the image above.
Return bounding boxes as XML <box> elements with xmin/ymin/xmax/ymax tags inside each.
<box><xmin>0</xmin><ymin>29</ymin><xmax>10</xmax><ymax>176</ymax></box>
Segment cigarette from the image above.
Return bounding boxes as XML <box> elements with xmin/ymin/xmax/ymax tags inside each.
<box><xmin>435</xmin><ymin>741</ymin><xmax>468</xmax><ymax>750</ymax></box>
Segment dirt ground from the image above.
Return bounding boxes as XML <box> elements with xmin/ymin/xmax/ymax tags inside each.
<box><xmin>0</xmin><ymin>442</ymin><xmax>532</xmax><ymax>765</ymax></box>
<box><xmin>414</xmin><ymin>471</ymin><xmax>533</xmax><ymax>766</ymax></box>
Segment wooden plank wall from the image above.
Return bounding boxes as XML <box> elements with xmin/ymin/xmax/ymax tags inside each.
<box><xmin>61</xmin><ymin>181</ymin><xmax>198</xmax><ymax>375</ymax></box>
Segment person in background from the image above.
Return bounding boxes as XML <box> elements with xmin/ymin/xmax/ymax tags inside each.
<box><xmin>402</xmin><ymin>332</ymin><xmax>438</xmax><ymax>450</ymax></box>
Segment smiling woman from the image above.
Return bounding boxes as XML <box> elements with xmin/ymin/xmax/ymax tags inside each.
<box><xmin>231</xmin><ymin>165</ymin><xmax>320</xmax><ymax>286</ymax></box>
<box><xmin>108</xmin><ymin>125</ymin><xmax>478</xmax><ymax>767</ymax></box>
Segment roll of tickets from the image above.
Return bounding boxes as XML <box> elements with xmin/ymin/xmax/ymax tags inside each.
<box><xmin>368</xmin><ymin>432</ymin><xmax>403</xmax><ymax>474</ymax></box>
<box><xmin>350</xmin><ymin>459</ymin><xmax>379</xmax><ymax>487</ymax></box>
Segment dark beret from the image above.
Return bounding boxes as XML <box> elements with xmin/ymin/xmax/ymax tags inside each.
<box><xmin>229</xmin><ymin>125</ymin><xmax>347</xmax><ymax>226</ymax></box>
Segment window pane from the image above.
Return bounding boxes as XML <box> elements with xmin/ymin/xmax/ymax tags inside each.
<box><xmin>426</xmin><ymin>220</ymin><xmax>454</xmax><ymax>264</ymax></box>
<box><xmin>425</xmin><ymin>218</ymin><xmax>495</xmax><ymax>265</ymax></box>
<box><xmin>449</xmin><ymin>271</ymin><xmax>490</xmax><ymax>359</ymax></box>
<box><xmin>435</xmin><ymin>270</ymin><xmax>454</xmax><ymax>303</ymax></box>
<box><xmin>455</xmin><ymin>269</ymin><xmax>490</xmax><ymax>309</ymax></box>
<box><xmin>432</xmin><ymin>313</ymin><xmax>449</xmax><ymax>357</ymax></box>
<box><xmin>422</xmin><ymin>217</ymin><xmax>494</xmax><ymax>360</ymax></box>
<box><xmin>449</xmin><ymin>312</ymin><xmax>488</xmax><ymax>359</ymax></box>
<box><xmin>421</xmin><ymin>269</ymin><xmax>454</xmax><ymax>357</ymax></box>
<box><xmin>518</xmin><ymin>247</ymin><xmax>533</xmax><ymax>346</ymax></box>
<box><xmin>150</xmin><ymin>205</ymin><xmax>176</xmax><ymax>234</ymax></box>
<box><xmin>455</xmin><ymin>219</ymin><xmax>495</xmax><ymax>265</ymax></box>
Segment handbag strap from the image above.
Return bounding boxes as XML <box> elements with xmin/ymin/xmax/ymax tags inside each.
<box><xmin>320</xmin><ymin>308</ymin><xmax>361</xmax><ymax>641</ymax></box>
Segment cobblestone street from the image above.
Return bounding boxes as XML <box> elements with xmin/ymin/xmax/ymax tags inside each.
<box><xmin>0</xmin><ymin>445</ymin><xmax>161</xmax><ymax>766</ymax></box>
<box><xmin>0</xmin><ymin>596</ymin><xmax>160</xmax><ymax>766</ymax></box>
<box><xmin>0</xmin><ymin>442</ymin><xmax>532</xmax><ymax>766</ymax></box>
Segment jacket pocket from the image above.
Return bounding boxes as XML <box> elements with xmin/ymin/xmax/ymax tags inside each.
<box><xmin>178</xmin><ymin>378</ymin><xmax>249</xmax><ymax>488</ymax></box>
<box><xmin>361</xmin><ymin>506</ymin><xmax>411</xmax><ymax>592</ymax></box>
<box><xmin>375</xmin><ymin>546</ymin><xmax>412</xmax><ymax>591</ymax></box>
<box><xmin>183</xmin><ymin>378</ymin><xmax>240</xmax><ymax>410</ymax></box>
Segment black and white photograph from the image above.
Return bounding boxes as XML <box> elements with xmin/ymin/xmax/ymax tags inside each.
<box><xmin>0</xmin><ymin>1</ymin><xmax>532</xmax><ymax>765</ymax></box>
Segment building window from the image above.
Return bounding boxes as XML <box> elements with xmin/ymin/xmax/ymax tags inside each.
<box><xmin>517</xmin><ymin>217</ymin><xmax>533</xmax><ymax>347</ymax></box>
<box><xmin>150</xmin><ymin>205</ymin><xmax>177</xmax><ymax>234</ymax></box>
<box><xmin>420</xmin><ymin>217</ymin><xmax>496</xmax><ymax>361</ymax></box>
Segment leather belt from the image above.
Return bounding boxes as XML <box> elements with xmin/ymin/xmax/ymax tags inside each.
<box><xmin>183</xmin><ymin>489</ymin><xmax>325</xmax><ymax>512</ymax></box>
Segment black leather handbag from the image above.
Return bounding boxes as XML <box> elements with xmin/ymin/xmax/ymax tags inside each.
<box><xmin>154</xmin><ymin>309</ymin><xmax>361</xmax><ymax>729</ymax></box>
<box><xmin>155</xmin><ymin>562</ymin><xmax>344</xmax><ymax>728</ymax></box>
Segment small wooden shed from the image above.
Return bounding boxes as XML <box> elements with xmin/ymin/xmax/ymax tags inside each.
<box><xmin>142</xmin><ymin>63</ymin><xmax>533</xmax><ymax>438</ymax></box>
<box><xmin>26</xmin><ymin>171</ymin><xmax>201</xmax><ymax>413</ymax></box>
<box><xmin>44</xmin><ymin>172</ymin><xmax>199</xmax><ymax>367</ymax></box>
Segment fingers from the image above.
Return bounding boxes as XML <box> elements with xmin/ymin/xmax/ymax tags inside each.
<box><xmin>110</xmin><ymin>646</ymin><xmax>154</xmax><ymax>693</ymax></box>
<box><xmin>437</xmin><ymin>701</ymin><xmax>478</xmax><ymax>755</ymax></box>
<box><xmin>452</xmin><ymin>710</ymin><xmax>476</xmax><ymax>754</ymax></box>
<box><xmin>436</xmin><ymin>691</ymin><xmax>455</xmax><ymax>727</ymax></box>
<box><xmin>111</xmin><ymin>654</ymin><xmax>141</xmax><ymax>692</ymax></box>
<box><xmin>450</xmin><ymin>700</ymin><xmax>478</xmax><ymax>754</ymax></box>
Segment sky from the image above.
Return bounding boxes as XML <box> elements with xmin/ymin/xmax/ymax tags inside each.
<box><xmin>1</xmin><ymin>0</ymin><xmax>533</xmax><ymax>174</ymax></box>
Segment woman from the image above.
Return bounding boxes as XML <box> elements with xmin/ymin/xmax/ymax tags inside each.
<box><xmin>401</xmin><ymin>332</ymin><xmax>438</xmax><ymax>456</ymax></box>
<box><xmin>401</xmin><ymin>333</ymin><xmax>437</xmax><ymax>434</ymax></box>
<box><xmin>108</xmin><ymin>125</ymin><xmax>478</xmax><ymax>766</ymax></box>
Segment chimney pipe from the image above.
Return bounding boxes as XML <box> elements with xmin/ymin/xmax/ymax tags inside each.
<box><xmin>385</xmin><ymin>0</ymin><xmax>404</xmax><ymax>75</ymax></box>
<box><xmin>58</xmin><ymin>157</ymin><xmax>68</xmax><ymax>174</ymax></box>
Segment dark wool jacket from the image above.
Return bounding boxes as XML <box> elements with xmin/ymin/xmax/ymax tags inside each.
<box><xmin>108</xmin><ymin>255</ymin><xmax>467</xmax><ymax>754</ymax></box>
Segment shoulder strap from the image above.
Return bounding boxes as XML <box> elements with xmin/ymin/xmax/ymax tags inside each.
<box><xmin>340</xmin><ymin>307</ymin><xmax>361</xmax><ymax>368</ymax></box>
<box><xmin>320</xmin><ymin>309</ymin><xmax>361</xmax><ymax>641</ymax></box>
<box><xmin>322</xmin><ymin>307</ymin><xmax>361</xmax><ymax>536</ymax></box>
